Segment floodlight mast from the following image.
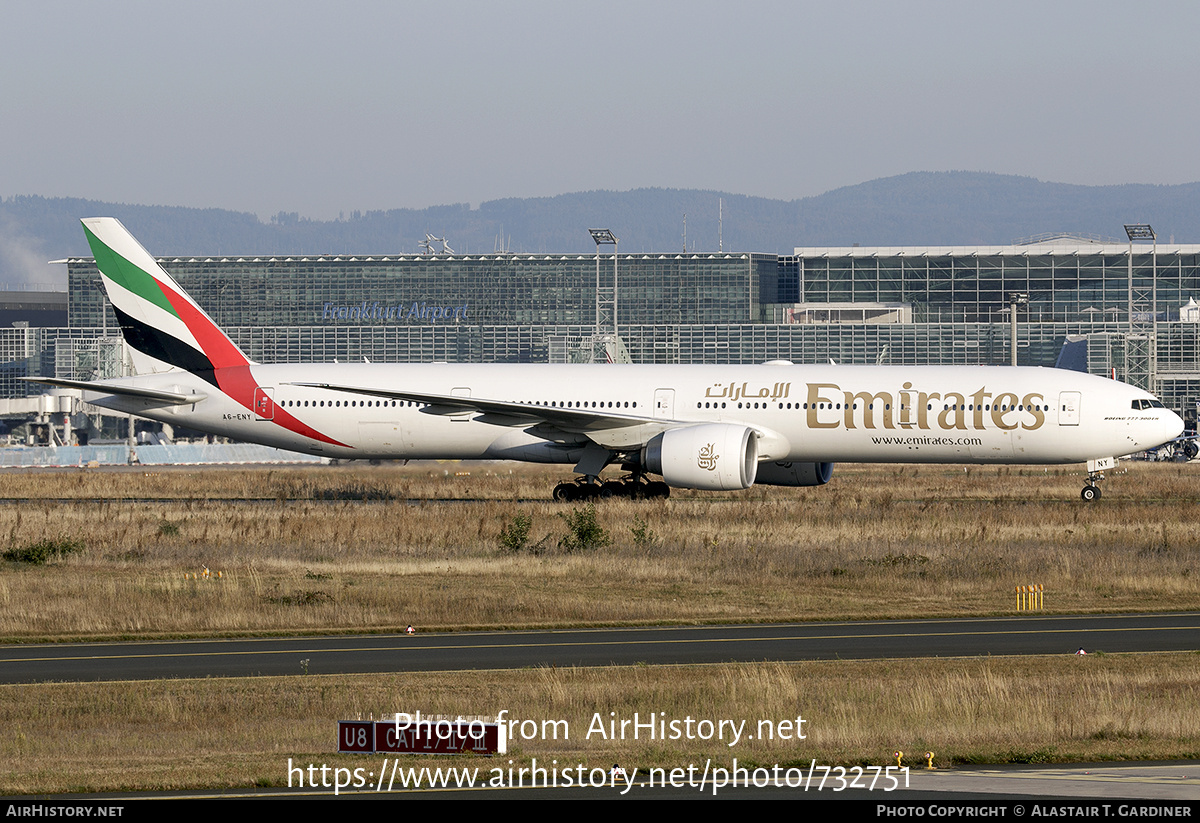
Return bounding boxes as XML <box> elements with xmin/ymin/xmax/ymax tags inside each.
<box><xmin>589</xmin><ymin>228</ymin><xmax>618</xmax><ymax>342</ymax></box>
<box><xmin>1007</xmin><ymin>292</ymin><xmax>1028</xmax><ymax>366</ymax></box>
<box><xmin>1124</xmin><ymin>224</ymin><xmax>1157</xmax><ymax>390</ymax></box>
<box><xmin>585</xmin><ymin>229</ymin><xmax>624</xmax><ymax>364</ymax></box>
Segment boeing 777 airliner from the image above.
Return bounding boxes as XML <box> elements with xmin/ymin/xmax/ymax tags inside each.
<box><xmin>30</xmin><ymin>218</ymin><xmax>1184</xmax><ymax>501</ymax></box>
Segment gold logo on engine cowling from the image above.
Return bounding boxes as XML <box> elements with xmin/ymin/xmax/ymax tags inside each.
<box><xmin>697</xmin><ymin>443</ymin><xmax>719</xmax><ymax>471</ymax></box>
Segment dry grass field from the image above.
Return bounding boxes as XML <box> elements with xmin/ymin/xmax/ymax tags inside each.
<box><xmin>0</xmin><ymin>461</ymin><xmax>1197</xmax><ymax>637</ymax></box>
<box><xmin>1</xmin><ymin>460</ymin><xmax>1198</xmax><ymax>793</ymax></box>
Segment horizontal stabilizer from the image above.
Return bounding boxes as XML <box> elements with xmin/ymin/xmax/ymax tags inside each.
<box><xmin>21</xmin><ymin>377</ymin><xmax>208</xmax><ymax>405</ymax></box>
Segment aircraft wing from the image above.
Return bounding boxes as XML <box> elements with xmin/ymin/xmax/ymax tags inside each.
<box><xmin>286</xmin><ymin>381</ymin><xmax>792</xmax><ymax>456</ymax></box>
<box><xmin>21</xmin><ymin>377</ymin><xmax>208</xmax><ymax>405</ymax></box>
<box><xmin>286</xmin><ymin>381</ymin><xmax>666</xmax><ymax>431</ymax></box>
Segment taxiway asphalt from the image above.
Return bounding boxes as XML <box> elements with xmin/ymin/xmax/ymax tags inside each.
<box><xmin>4</xmin><ymin>611</ymin><xmax>1198</xmax><ymax>684</ymax></box>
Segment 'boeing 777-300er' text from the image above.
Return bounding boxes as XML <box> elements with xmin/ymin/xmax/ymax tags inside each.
<box><xmin>30</xmin><ymin>218</ymin><xmax>1184</xmax><ymax>502</ymax></box>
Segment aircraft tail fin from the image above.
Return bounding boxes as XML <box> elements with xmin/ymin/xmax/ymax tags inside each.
<box><xmin>81</xmin><ymin>217</ymin><xmax>252</xmax><ymax>377</ymax></box>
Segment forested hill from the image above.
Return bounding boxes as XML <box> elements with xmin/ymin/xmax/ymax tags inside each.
<box><xmin>4</xmin><ymin>172</ymin><xmax>1199</xmax><ymax>287</ymax></box>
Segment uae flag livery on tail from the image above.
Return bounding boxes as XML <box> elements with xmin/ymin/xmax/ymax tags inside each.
<box><xmin>82</xmin><ymin>217</ymin><xmax>251</xmax><ymax>382</ymax></box>
<box><xmin>82</xmin><ymin>218</ymin><xmax>347</xmax><ymax>447</ymax></box>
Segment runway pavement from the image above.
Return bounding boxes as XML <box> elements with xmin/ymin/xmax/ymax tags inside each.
<box><xmin>3</xmin><ymin>611</ymin><xmax>1199</xmax><ymax>684</ymax></box>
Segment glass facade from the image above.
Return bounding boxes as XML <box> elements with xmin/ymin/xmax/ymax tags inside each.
<box><xmin>784</xmin><ymin>244</ymin><xmax>1200</xmax><ymax>325</ymax></box>
<box><xmin>14</xmin><ymin>239</ymin><xmax>1199</xmax><ymax>427</ymax></box>
<box><xmin>68</xmin><ymin>253</ymin><xmax>770</xmax><ymax>329</ymax></box>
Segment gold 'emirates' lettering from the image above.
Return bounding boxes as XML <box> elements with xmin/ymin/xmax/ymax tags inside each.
<box><xmin>804</xmin><ymin>383</ymin><xmax>1045</xmax><ymax>432</ymax></box>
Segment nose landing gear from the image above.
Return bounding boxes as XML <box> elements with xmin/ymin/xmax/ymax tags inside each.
<box><xmin>1080</xmin><ymin>456</ymin><xmax>1115</xmax><ymax>502</ymax></box>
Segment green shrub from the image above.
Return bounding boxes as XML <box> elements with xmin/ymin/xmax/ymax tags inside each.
<box><xmin>498</xmin><ymin>511</ymin><xmax>550</xmax><ymax>555</ymax></box>
<box><xmin>630</xmin><ymin>516</ymin><xmax>659</xmax><ymax>548</ymax></box>
<box><xmin>3</xmin><ymin>538</ymin><xmax>84</xmax><ymax>565</ymax></box>
<box><xmin>558</xmin><ymin>504</ymin><xmax>611</xmax><ymax>554</ymax></box>
<box><xmin>498</xmin><ymin>512</ymin><xmax>533</xmax><ymax>553</ymax></box>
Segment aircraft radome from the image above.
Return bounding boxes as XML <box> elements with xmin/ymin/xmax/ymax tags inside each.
<box><xmin>28</xmin><ymin>218</ymin><xmax>1185</xmax><ymax>502</ymax></box>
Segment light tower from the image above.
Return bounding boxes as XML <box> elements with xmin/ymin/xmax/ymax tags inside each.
<box><xmin>1007</xmin><ymin>292</ymin><xmax>1028</xmax><ymax>366</ymax></box>
<box><xmin>585</xmin><ymin>229</ymin><xmax>630</xmax><ymax>363</ymax></box>
<box><xmin>1124</xmin><ymin>224</ymin><xmax>1156</xmax><ymax>391</ymax></box>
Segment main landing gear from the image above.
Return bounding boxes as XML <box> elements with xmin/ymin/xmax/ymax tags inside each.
<box><xmin>552</xmin><ymin>473</ymin><xmax>669</xmax><ymax>501</ymax></box>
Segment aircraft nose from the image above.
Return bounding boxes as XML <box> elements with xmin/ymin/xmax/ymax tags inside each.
<box><xmin>1163</xmin><ymin>409</ymin><xmax>1185</xmax><ymax>443</ymax></box>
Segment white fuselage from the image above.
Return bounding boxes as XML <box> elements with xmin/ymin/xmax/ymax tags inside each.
<box><xmin>85</xmin><ymin>363</ymin><xmax>1183</xmax><ymax>467</ymax></box>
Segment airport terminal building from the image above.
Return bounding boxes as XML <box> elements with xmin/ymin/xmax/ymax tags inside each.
<box><xmin>6</xmin><ymin>234</ymin><xmax>1200</xmax><ymax>426</ymax></box>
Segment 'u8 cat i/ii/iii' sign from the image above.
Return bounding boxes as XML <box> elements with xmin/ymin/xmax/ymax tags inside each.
<box><xmin>339</xmin><ymin>715</ymin><xmax>505</xmax><ymax>755</ymax></box>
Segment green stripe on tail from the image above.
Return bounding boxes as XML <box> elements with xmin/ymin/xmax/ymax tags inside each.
<box><xmin>82</xmin><ymin>223</ymin><xmax>179</xmax><ymax>318</ymax></box>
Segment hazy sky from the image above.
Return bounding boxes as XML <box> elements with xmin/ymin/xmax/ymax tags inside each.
<box><xmin>6</xmin><ymin>0</ymin><xmax>1200</xmax><ymax>220</ymax></box>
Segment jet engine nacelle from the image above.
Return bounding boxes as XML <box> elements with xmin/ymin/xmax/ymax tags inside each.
<box><xmin>642</xmin><ymin>423</ymin><xmax>758</xmax><ymax>490</ymax></box>
<box><xmin>754</xmin><ymin>461</ymin><xmax>835</xmax><ymax>487</ymax></box>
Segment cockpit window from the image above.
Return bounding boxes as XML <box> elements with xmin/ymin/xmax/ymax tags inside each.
<box><xmin>1132</xmin><ymin>399</ymin><xmax>1166</xmax><ymax>410</ymax></box>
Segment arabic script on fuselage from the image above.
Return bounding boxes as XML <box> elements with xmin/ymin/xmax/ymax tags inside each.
<box><xmin>703</xmin><ymin>381</ymin><xmax>1047</xmax><ymax>432</ymax></box>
